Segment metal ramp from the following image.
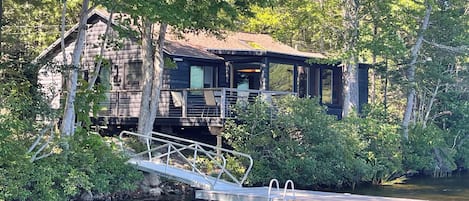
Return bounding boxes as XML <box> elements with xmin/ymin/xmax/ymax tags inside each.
<box><xmin>120</xmin><ymin>131</ymin><xmax>427</xmax><ymax>201</ymax></box>
<box><xmin>119</xmin><ymin>131</ymin><xmax>253</xmax><ymax>191</ymax></box>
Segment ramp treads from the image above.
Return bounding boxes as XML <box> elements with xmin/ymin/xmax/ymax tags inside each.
<box><xmin>128</xmin><ymin>158</ymin><xmax>241</xmax><ymax>190</ymax></box>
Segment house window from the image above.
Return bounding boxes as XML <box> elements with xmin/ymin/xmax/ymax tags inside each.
<box><xmin>321</xmin><ymin>69</ymin><xmax>333</xmax><ymax>104</ymax></box>
<box><xmin>297</xmin><ymin>66</ymin><xmax>309</xmax><ymax>98</ymax></box>
<box><xmin>190</xmin><ymin>66</ymin><xmax>215</xmax><ymax>88</ymax></box>
<box><xmin>125</xmin><ymin>60</ymin><xmax>142</xmax><ymax>90</ymax></box>
<box><xmin>321</xmin><ymin>68</ymin><xmax>342</xmax><ymax>105</ymax></box>
<box><xmin>269</xmin><ymin>63</ymin><xmax>294</xmax><ymax>92</ymax></box>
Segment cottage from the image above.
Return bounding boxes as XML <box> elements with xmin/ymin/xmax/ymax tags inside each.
<box><xmin>37</xmin><ymin>10</ymin><xmax>368</xmax><ymax>135</ymax></box>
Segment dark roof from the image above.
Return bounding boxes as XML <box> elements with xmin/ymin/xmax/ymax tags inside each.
<box><xmin>35</xmin><ymin>9</ymin><xmax>223</xmax><ymax>62</ymax></box>
<box><xmin>36</xmin><ymin>9</ymin><xmax>325</xmax><ymax>62</ymax></box>
<box><xmin>164</xmin><ymin>40</ymin><xmax>223</xmax><ymax>61</ymax></box>
<box><xmin>166</xmin><ymin>31</ymin><xmax>325</xmax><ymax>59</ymax></box>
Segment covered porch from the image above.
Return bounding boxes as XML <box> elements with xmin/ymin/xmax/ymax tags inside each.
<box><xmin>96</xmin><ymin>88</ymin><xmax>293</xmax><ymax>127</ymax></box>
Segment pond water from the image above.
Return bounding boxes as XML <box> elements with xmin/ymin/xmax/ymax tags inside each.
<box><xmin>133</xmin><ymin>171</ymin><xmax>469</xmax><ymax>201</ymax></box>
<box><xmin>348</xmin><ymin>171</ymin><xmax>469</xmax><ymax>201</ymax></box>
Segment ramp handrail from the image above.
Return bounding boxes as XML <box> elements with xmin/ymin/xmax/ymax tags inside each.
<box><xmin>119</xmin><ymin>131</ymin><xmax>253</xmax><ymax>188</ymax></box>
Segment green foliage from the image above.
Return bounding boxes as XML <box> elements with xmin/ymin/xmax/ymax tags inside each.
<box><xmin>100</xmin><ymin>0</ymin><xmax>265</xmax><ymax>35</ymax></box>
<box><xmin>342</xmin><ymin>104</ymin><xmax>403</xmax><ymax>184</ymax></box>
<box><xmin>223</xmin><ymin>96</ymin><xmax>468</xmax><ymax>187</ymax></box>
<box><xmin>0</xmin><ymin>55</ymin><xmax>142</xmax><ymax>200</ymax></box>
<box><xmin>0</xmin><ymin>131</ymin><xmax>143</xmax><ymax>201</ymax></box>
<box><xmin>2</xmin><ymin>0</ymin><xmax>83</xmax><ymax>56</ymax></box>
<box><xmin>403</xmin><ymin>124</ymin><xmax>456</xmax><ymax>175</ymax></box>
<box><xmin>223</xmin><ymin>96</ymin><xmax>373</xmax><ymax>188</ymax></box>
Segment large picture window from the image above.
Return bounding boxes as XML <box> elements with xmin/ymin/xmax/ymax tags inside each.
<box><xmin>321</xmin><ymin>68</ymin><xmax>341</xmax><ymax>105</ymax></box>
<box><xmin>321</xmin><ymin>69</ymin><xmax>333</xmax><ymax>104</ymax></box>
<box><xmin>269</xmin><ymin>63</ymin><xmax>294</xmax><ymax>92</ymax></box>
<box><xmin>190</xmin><ymin>66</ymin><xmax>215</xmax><ymax>88</ymax></box>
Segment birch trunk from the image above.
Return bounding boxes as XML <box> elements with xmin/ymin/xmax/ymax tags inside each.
<box><xmin>87</xmin><ymin>11</ymin><xmax>113</xmax><ymax>90</ymax></box>
<box><xmin>60</xmin><ymin>0</ymin><xmax>67</xmax><ymax>64</ymax></box>
<box><xmin>144</xmin><ymin>23</ymin><xmax>167</xmax><ymax>135</ymax></box>
<box><xmin>423</xmin><ymin>80</ymin><xmax>440</xmax><ymax>128</ymax></box>
<box><xmin>402</xmin><ymin>3</ymin><xmax>432</xmax><ymax>140</ymax></box>
<box><xmin>137</xmin><ymin>21</ymin><xmax>168</xmax><ymax>138</ymax></box>
<box><xmin>60</xmin><ymin>0</ymin><xmax>89</xmax><ymax>136</ymax></box>
<box><xmin>137</xmin><ymin>19</ymin><xmax>154</xmax><ymax>136</ymax></box>
<box><xmin>342</xmin><ymin>0</ymin><xmax>360</xmax><ymax>118</ymax></box>
<box><xmin>0</xmin><ymin>0</ymin><xmax>3</xmax><ymax>54</ymax></box>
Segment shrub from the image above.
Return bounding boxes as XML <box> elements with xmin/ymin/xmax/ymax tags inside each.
<box><xmin>223</xmin><ymin>96</ymin><xmax>373</xmax><ymax>188</ymax></box>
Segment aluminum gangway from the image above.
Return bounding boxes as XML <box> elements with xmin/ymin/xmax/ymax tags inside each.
<box><xmin>119</xmin><ymin>131</ymin><xmax>253</xmax><ymax>191</ymax></box>
<box><xmin>119</xmin><ymin>131</ymin><xmax>428</xmax><ymax>201</ymax></box>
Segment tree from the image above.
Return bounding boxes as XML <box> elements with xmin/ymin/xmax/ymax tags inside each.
<box><xmin>402</xmin><ymin>1</ymin><xmax>432</xmax><ymax>139</ymax></box>
<box><xmin>1</xmin><ymin>0</ymin><xmax>82</xmax><ymax>56</ymax></box>
<box><xmin>101</xmin><ymin>0</ymin><xmax>265</xmax><ymax>137</ymax></box>
<box><xmin>341</xmin><ymin>0</ymin><xmax>360</xmax><ymax>117</ymax></box>
<box><xmin>60</xmin><ymin>0</ymin><xmax>90</xmax><ymax>136</ymax></box>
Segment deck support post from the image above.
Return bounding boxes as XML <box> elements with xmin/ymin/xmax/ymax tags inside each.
<box><xmin>216</xmin><ymin>135</ymin><xmax>222</xmax><ymax>157</ymax></box>
<box><xmin>261</xmin><ymin>57</ymin><xmax>269</xmax><ymax>91</ymax></box>
<box><xmin>220</xmin><ymin>88</ymin><xmax>226</xmax><ymax>118</ymax></box>
<box><xmin>208</xmin><ymin>126</ymin><xmax>223</xmax><ymax>157</ymax></box>
<box><xmin>182</xmin><ymin>90</ymin><xmax>187</xmax><ymax>117</ymax></box>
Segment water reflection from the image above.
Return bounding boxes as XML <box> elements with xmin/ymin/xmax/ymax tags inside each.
<box><xmin>130</xmin><ymin>193</ymin><xmax>193</xmax><ymax>201</ymax></box>
<box><xmin>350</xmin><ymin>171</ymin><xmax>469</xmax><ymax>201</ymax></box>
<box><xmin>133</xmin><ymin>172</ymin><xmax>469</xmax><ymax>201</ymax></box>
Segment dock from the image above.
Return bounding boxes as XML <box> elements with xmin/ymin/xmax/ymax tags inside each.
<box><xmin>196</xmin><ymin>187</ymin><xmax>426</xmax><ymax>201</ymax></box>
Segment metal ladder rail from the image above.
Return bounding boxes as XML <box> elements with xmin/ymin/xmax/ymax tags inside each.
<box><xmin>268</xmin><ymin>179</ymin><xmax>280</xmax><ymax>201</ymax></box>
<box><xmin>267</xmin><ymin>179</ymin><xmax>296</xmax><ymax>201</ymax></box>
<box><xmin>283</xmin><ymin>180</ymin><xmax>296</xmax><ymax>200</ymax></box>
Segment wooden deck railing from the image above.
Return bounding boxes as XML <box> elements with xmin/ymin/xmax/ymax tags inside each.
<box><xmin>97</xmin><ymin>88</ymin><xmax>295</xmax><ymax>119</ymax></box>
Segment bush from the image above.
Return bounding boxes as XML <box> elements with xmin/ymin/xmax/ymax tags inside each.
<box><xmin>339</xmin><ymin>104</ymin><xmax>402</xmax><ymax>184</ymax></box>
<box><xmin>403</xmin><ymin>124</ymin><xmax>456</xmax><ymax>176</ymax></box>
<box><xmin>223</xmin><ymin>96</ymin><xmax>373</xmax><ymax>188</ymax></box>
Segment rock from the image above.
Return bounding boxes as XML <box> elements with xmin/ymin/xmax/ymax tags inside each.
<box><xmin>141</xmin><ymin>173</ymin><xmax>161</xmax><ymax>187</ymax></box>
<box><xmin>149</xmin><ymin>187</ymin><xmax>163</xmax><ymax>197</ymax></box>
<box><xmin>79</xmin><ymin>191</ymin><xmax>93</xmax><ymax>201</ymax></box>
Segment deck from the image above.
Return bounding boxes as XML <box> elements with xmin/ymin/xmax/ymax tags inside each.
<box><xmin>95</xmin><ymin>88</ymin><xmax>293</xmax><ymax>127</ymax></box>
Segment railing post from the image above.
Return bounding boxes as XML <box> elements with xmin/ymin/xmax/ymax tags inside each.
<box><xmin>220</xmin><ymin>88</ymin><xmax>226</xmax><ymax>118</ymax></box>
<box><xmin>182</xmin><ymin>90</ymin><xmax>187</xmax><ymax>118</ymax></box>
<box><xmin>193</xmin><ymin>144</ymin><xmax>198</xmax><ymax>172</ymax></box>
<box><xmin>166</xmin><ymin>144</ymin><xmax>171</xmax><ymax>170</ymax></box>
<box><xmin>116</xmin><ymin>92</ymin><xmax>120</xmax><ymax>116</ymax></box>
<box><xmin>146</xmin><ymin>137</ymin><xmax>152</xmax><ymax>160</ymax></box>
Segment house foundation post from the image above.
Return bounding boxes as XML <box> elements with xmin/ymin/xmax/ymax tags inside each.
<box><xmin>208</xmin><ymin>126</ymin><xmax>224</xmax><ymax>157</ymax></box>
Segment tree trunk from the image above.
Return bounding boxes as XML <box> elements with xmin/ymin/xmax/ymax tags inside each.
<box><xmin>144</xmin><ymin>23</ymin><xmax>167</xmax><ymax>134</ymax></box>
<box><xmin>137</xmin><ymin>21</ymin><xmax>168</xmax><ymax>139</ymax></box>
<box><xmin>137</xmin><ymin>19</ymin><xmax>154</xmax><ymax>136</ymax></box>
<box><xmin>87</xmin><ymin>11</ymin><xmax>113</xmax><ymax>90</ymax></box>
<box><xmin>402</xmin><ymin>2</ymin><xmax>432</xmax><ymax>140</ymax></box>
<box><xmin>60</xmin><ymin>0</ymin><xmax>67</xmax><ymax>64</ymax></box>
<box><xmin>370</xmin><ymin>24</ymin><xmax>377</xmax><ymax>104</ymax></box>
<box><xmin>342</xmin><ymin>0</ymin><xmax>360</xmax><ymax>118</ymax></box>
<box><xmin>423</xmin><ymin>80</ymin><xmax>440</xmax><ymax>128</ymax></box>
<box><xmin>60</xmin><ymin>0</ymin><xmax>89</xmax><ymax>136</ymax></box>
<box><xmin>0</xmin><ymin>0</ymin><xmax>3</xmax><ymax>55</ymax></box>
